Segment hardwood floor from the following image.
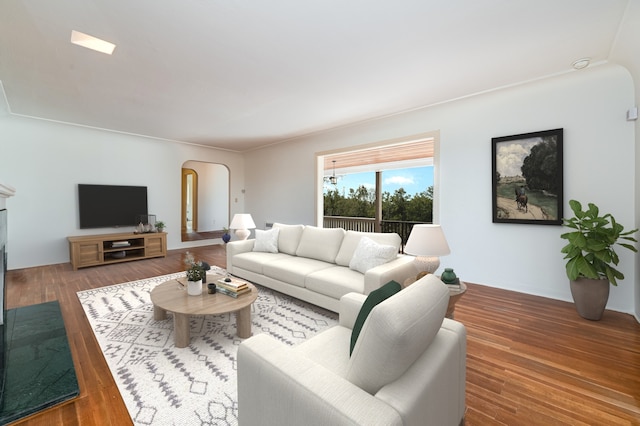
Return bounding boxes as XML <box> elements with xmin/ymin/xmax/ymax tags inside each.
<box><xmin>456</xmin><ymin>284</ymin><xmax>640</xmax><ymax>425</ymax></box>
<box><xmin>180</xmin><ymin>230</ymin><xmax>225</xmax><ymax>242</ymax></box>
<box><xmin>5</xmin><ymin>245</ymin><xmax>640</xmax><ymax>425</ymax></box>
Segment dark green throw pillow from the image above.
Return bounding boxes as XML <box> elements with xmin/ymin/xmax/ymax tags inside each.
<box><xmin>350</xmin><ymin>280</ymin><xmax>402</xmax><ymax>356</ymax></box>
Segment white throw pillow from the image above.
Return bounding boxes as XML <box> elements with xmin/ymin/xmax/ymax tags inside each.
<box><xmin>349</xmin><ymin>237</ymin><xmax>398</xmax><ymax>274</ymax></box>
<box><xmin>253</xmin><ymin>227</ymin><xmax>280</xmax><ymax>253</ymax></box>
<box><xmin>335</xmin><ymin>231</ymin><xmax>402</xmax><ymax>267</ymax></box>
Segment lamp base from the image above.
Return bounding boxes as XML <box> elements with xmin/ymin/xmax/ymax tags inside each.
<box><xmin>235</xmin><ymin>229</ymin><xmax>251</xmax><ymax>240</ymax></box>
<box><xmin>413</xmin><ymin>256</ymin><xmax>440</xmax><ymax>280</ymax></box>
<box><xmin>416</xmin><ymin>271</ymin><xmax>429</xmax><ymax>280</ymax></box>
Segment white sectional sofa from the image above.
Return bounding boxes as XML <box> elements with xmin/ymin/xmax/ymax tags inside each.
<box><xmin>226</xmin><ymin>223</ymin><xmax>417</xmax><ymax>312</ymax></box>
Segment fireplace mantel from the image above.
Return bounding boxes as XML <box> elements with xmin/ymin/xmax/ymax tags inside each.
<box><xmin>0</xmin><ymin>183</ymin><xmax>15</xmax><ymax>210</ymax></box>
<box><xmin>0</xmin><ymin>183</ymin><xmax>15</xmax><ymax>198</ymax></box>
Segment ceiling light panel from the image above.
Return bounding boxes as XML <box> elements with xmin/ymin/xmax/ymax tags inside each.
<box><xmin>70</xmin><ymin>30</ymin><xmax>116</xmax><ymax>55</ymax></box>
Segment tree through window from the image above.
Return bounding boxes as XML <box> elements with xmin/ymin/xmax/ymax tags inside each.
<box><xmin>318</xmin><ymin>133</ymin><xmax>437</xmax><ymax>240</ymax></box>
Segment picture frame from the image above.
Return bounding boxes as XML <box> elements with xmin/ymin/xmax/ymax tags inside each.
<box><xmin>492</xmin><ymin>128</ymin><xmax>563</xmax><ymax>225</ymax></box>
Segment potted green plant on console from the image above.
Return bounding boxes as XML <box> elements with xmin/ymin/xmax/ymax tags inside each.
<box><xmin>560</xmin><ymin>200</ymin><xmax>637</xmax><ymax>320</ymax></box>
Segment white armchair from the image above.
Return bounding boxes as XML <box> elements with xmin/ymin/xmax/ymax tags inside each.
<box><xmin>237</xmin><ymin>274</ymin><xmax>467</xmax><ymax>426</ymax></box>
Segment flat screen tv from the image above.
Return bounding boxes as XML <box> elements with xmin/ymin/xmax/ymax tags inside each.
<box><xmin>78</xmin><ymin>184</ymin><xmax>148</xmax><ymax>229</ymax></box>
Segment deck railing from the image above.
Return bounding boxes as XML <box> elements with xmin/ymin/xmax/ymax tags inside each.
<box><xmin>323</xmin><ymin>216</ymin><xmax>429</xmax><ymax>252</ymax></box>
<box><xmin>323</xmin><ymin>216</ymin><xmax>376</xmax><ymax>232</ymax></box>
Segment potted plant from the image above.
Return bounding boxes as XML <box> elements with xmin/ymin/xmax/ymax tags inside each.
<box><xmin>155</xmin><ymin>221</ymin><xmax>166</xmax><ymax>232</ymax></box>
<box><xmin>560</xmin><ymin>200</ymin><xmax>637</xmax><ymax>320</ymax></box>
<box><xmin>184</xmin><ymin>252</ymin><xmax>205</xmax><ymax>296</ymax></box>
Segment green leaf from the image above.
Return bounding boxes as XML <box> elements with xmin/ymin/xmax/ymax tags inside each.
<box><xmin>565</xmin><ymin>258</ymin><xmax>580</xmax><ymax>280</ymax></box>
<box><xmin>619</xmin><ymin>242</ymin><xmax>638</xmax><ymax>252</ymax></box>
<box><xmin>569</xmin><ymin>199</ymin><xmax>582</xmax><ymax>216</ymax></box>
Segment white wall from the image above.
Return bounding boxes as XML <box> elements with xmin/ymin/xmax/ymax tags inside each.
<box><xmin>610</xmin><ymin>0</ymin><xmax>640</xmax><ymax>320</ymax></box>
<box><xmin>244</xmin><ymin>64</ymin><xmax>638</xmax><ymax>316</ymax></box>
<box><xmin>0</xmin><ymin>116</ymin><xmax>245</xmax><ymax>269</ymax></box>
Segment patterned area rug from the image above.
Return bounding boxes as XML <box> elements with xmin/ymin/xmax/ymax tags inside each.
<box><xmin>77</xmin><ymin>269</ymin><xmax>338</xmax><ymax>425</ymax></box>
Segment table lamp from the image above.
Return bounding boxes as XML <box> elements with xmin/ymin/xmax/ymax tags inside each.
<box><xmin>404</xmin><ymin>224</ymin><xmax>451</xmax><ymax>279</ymax></box>
<box><xmin>229</xmin><ymin>213</ymin><xmax>256</xmax><ymax>240</ymax></box>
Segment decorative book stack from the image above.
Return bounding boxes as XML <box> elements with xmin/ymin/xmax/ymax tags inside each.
<box><xmin>445</xmin><ymin>281</ymin><xmax>461</xmax><ymax>290</ymax></box>
<box><xmin>216</xmin><ymin>277</ymin><xmax>251</xmax><ymax>298</ymax></box>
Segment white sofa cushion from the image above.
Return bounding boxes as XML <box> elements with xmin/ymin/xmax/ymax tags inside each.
<box><xmin>335</xmin><ymin>231</ymin><xmax>401</xmax><ymax>267</ymax></box>
<box><xmin>273</xmin><ymin>223</ymin><xmax>305</xmax><ymax>255</ymax></box>
<box><xmin>348</xmin><ymin>237</ymin><xmax>398</xmax><ymax>274</ymax></box>
<box><xmin>294</xmin><ymin>326</ymin><xmax>352</xmax><ymax>377</ymax></box>
<box><xmin>295</xmin><ymin>226</ymin><xmax>346</xmax><ymax>263</ymax></box>
<box><xmin>346</xmin><ymin>274</ymin><xmax>450</xmax><ymax>395</ymax></box>
<box><xmin>305</xmin><ymin>266</ymin><xmax>365</xmax><ymax>299</ymax></box>
<box><xmin>263</xmin><ymin>257</ymin><xmax>334</xmax><ymax>288</ymax></box>
<box><xmin>232</xmin><ymin>251</ymin><xmax>290</xmax><ymax>274</ymax></box>
<box><xmin>253</xmin><ymin>227</ymin><xmax>280</xmax><ymax>253</ymax></box>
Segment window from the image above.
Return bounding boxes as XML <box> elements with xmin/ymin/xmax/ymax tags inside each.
<box><xmin>317</xmin><ymin>132</ymin><xmax>438</xmax><ymax>236</ymax></box>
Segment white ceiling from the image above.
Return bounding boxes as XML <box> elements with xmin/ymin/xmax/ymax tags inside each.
<box><xmin>0</xmin><ymin>0</ymin><xmax>631</xmax><ymax>152</ymax></box>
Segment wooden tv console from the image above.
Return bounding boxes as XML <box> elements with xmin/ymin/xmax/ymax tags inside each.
<box><xmin>68</xmin><ymin>232</ymin><xmax>167</xmax><ymax>270</ymax></box>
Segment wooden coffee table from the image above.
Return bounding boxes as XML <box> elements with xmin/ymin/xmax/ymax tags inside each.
<box><xmin>150</xmin><ymin>274</ymin><xmax>258</xmax><ymax>348</ymax></box>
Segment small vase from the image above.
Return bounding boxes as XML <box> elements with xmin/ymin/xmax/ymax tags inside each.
<box><xmin>222</xmin><ymin>233</ymin><xmax>231</xmax><ymax>244</ymax></box>
<box><xmin>187</xmin><ymin>280</ymin><xmax>203</xmax><ymax>296</ymax></box>
<box><xmin>441</xmin><ymin>268</ymin><xmax>458</xmax><ymax>284</ymax></box>
<box><xmin>201</xmin><ymin>262</ymin><xmax>211</xmax><ymax>283</ymax></box>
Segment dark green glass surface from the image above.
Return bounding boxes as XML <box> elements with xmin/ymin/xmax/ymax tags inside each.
<box><xmin>0</xmin><ymin>301</ymin><xmax>79</xmax><ymax>424</ymax></box>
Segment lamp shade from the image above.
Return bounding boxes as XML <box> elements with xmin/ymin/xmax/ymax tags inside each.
<box><xmin>229</xmin><ymin>213</ymin><xmax>256</xmax><ymax>240</ymax></box>
<box><xmin>229</xmin><ymin>213</ymin><xmax>256</xmax><ymax>230</ymax></box>
<box><xmin>404</xmin><ymin>224</ymin><xmax>450</xmax><ymax>276</ymax></box>
<box><xmin>404</xmin><ymin>224</ymin><xmax>451</xmax><ymax>256</ymax></box>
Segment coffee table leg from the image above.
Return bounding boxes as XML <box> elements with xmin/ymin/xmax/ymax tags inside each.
<box><xmin>236</xmin><ymin>306</ymin><xmax>252</xmax><ymax>338</ymax></box>
<box><xmin>153</xmin><ymin>304</ymin><xmax>167</xmax><ymax>321</ymax></box>
<box><xmin>174</xmin><ymin>313</ymin><xmax>190</xmax><ymax>348</ymax></box>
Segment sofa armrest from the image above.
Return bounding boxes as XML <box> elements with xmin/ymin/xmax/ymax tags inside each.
<box><xmin>339</xmin><ymin>292</ymin><xmax>367</xmax><ymax>329</ymax></box>
<box><xmin>363</xmin><ymin>255</ymin><xmax>417</xmax><ymax>294</ymax></box>
<box><xmin>238</xmin><ymin>334</ymin><xmax>402</xmax><ymax>426</ymax></box>
<box><xmin>226</xmin><ymin>239</ymin><xmax>255</xmax><ymax>273</ymax></box>
<box><xmin>440</xmin><ymin>318</ymin><xmax>467</xmax><ymax>422</ymax></box>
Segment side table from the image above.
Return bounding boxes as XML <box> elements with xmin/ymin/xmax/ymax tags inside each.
<box><xmin>403</xmin><ymin>275</ymin><xmax>467</xmax><ymax>319</ymax></box>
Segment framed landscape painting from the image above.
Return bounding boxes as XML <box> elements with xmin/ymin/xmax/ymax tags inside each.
<box><xmin>492</xmin><ymin>128</ymin><xmax>563</xmax><ymax>225</ymax></box>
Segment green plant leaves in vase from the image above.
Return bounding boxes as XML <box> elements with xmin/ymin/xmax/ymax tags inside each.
<box><xmin>184</xmin><ymin>251</ymin><xmax>206</xmax><ymax>282</ymax></box>
<box><xmin>560</xmin><ymin>200</ymin><xmax>637</xmax><ymax>286</ymax></box>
